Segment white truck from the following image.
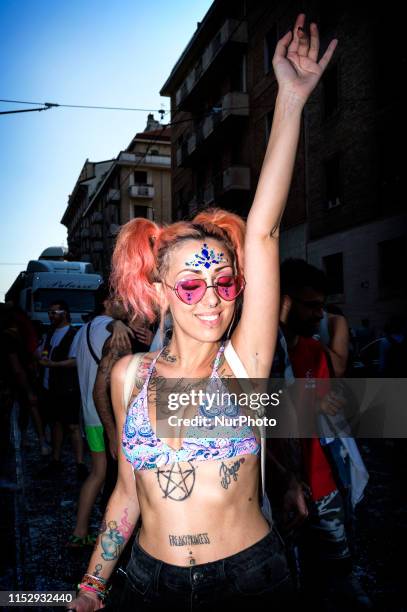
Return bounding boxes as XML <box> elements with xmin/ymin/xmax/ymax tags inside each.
<box><xmin>6</xmin><ymin>247</ymin><xmax>104</xmax><ymax>326</ymax></box>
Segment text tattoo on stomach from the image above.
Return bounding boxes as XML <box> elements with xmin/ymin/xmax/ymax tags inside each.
<box><xmin>168</xmin><ymin>533</ymin><xmax>210</xmax><ymax>546</ymax></box>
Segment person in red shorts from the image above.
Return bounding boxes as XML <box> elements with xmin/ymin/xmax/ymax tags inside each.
<box><xmin>279</xmin><ymin>258</ymin><xmax>372</xmax><ymax>610</ymax></box>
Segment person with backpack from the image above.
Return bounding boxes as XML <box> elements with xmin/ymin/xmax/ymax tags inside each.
<box><xmin>67</xmin><ymin>289</ymin><xmax>152</xmax><ymax>547</ymax></box>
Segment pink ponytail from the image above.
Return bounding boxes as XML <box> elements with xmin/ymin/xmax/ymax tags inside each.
<box><xmin>110</xmin><ymin>218</ymin><xmax>161</xmax><ymax>323</ymax></box>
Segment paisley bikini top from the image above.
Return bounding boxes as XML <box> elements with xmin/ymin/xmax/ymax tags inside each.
<box><xmin>121</xmin><ymin>344</ymin><xmax>260</xmax><ymax>470</ymax></box>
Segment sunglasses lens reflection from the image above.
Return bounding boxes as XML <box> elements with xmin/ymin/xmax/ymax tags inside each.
<box><xmin>216</xmin><ymin>276</ymin><xmax>241</xmax><ymax>300</ymax></box>
<box><xmin>176</xmin><ymin>276</ymin><xmax>243</xmax><ymax>304</ymax></box>
<box><xmin>177</xmin><ymin>279</ymin><xmax>207</xmax><ymax>304</ymax></box>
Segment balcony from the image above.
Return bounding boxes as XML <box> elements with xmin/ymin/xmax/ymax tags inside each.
<box><xmin>119</xmin><ymin>152</ymin><xmax>170</xmax><ymax>168</ymax></box>
<box><xmin>177</xmin><ymin>92</ymin><xmax>249</xmax><ymax>166</ymax></box>
<box><xmin>207</xmin><ymin>166</ymin><xmax>250</xmax><ymax>201</ymax></box>
<box><xmin>128</xmin><ymin>184</ymin><xmax>155</xmax><ymax>199</ymax></box>
<box><xmin>107</xmin><ymin>188</ymin><xmax>120</xmax><ymax>202</ymax></box>
<box><xmin>175</xmin><ymin>19</ymin><xmax>248</xmax><ymax>110</ymax></box>
<box><xmin>222</xmin><ymin>166</ymin><xmax>250</xmax><ymax>192</ymax></box>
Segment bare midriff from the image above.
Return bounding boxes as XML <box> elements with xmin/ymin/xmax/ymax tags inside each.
<box><xmin>135</xmin><ymin>453</ymin><xmax>270</xmax><ymax>566</ymax></box>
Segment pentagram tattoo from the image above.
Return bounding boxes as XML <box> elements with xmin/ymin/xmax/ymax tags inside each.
<box><xmin>156</xmin><ymin>462</ymin><xmax>196</xmax><ymax>501</ymax></box>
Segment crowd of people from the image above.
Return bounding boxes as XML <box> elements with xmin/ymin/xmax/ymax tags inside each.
<box><xmin>1</xmin><ymin>14</ymin><xmax>405</xmax><ymax>612</ymax></box>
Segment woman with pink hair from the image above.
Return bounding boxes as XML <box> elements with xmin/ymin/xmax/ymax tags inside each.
<box><xmin>68</xmin><ymin>14</ymin><xmax>337</xmax><ymax>611</ymax></box>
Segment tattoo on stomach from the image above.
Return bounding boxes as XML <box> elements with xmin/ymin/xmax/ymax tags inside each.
<box><xmin>219</xmin><ymin>458</ymin><xmax>245</xmax><ymax>489</ymax></box>
<box><xmin>156</xmin><ymin>462</ymin><xmax>196</xmax><ymax>501</ymax></box>
<box><xmin>169</xmin><ymin>533</ymin><xmax>210</xmax><ymax>546</ymax></box>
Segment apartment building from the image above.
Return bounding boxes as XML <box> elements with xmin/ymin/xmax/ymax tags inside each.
<box><xmin>61</xmin><ymin>115</ymin><xmax>171</xmax><ymax>279</ymax></box>
<box><xmin>160</xmin><ymin>0</ymin><xmax>406</xmax><ymax>330</ymax></box>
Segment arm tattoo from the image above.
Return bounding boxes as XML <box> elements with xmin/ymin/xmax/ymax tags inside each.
<box><xmin>98</xmin><ymin>507</ymin><xmax>133</xmax><ymax>561</ymax></box>
<box><xmin>93</xmin><ymin>564</ymin><xmax>103</xmax><ymax>577</ymax></box>
<box><xmin>100</xmin><ymin>520</ymin><xmax>126</xmax><ymax>561</ymax></box>
<box><xmin>156</xmin><ymin>462</ymin><xmax>196</xmax><ymax>500</ymax></box>
<box><xmin>119</xmin><ymin>507</ymin><xmax>133</xmax><ymax>539</ymax></box>
<box><xmin>168</xmin><ymin>533</ymin><xmax>210</xmax><ymax>546</ymax></box>
<box><xmin>219</xmin><ymin>458</ymin><xmax>245</xmax><ymax>489</ymax></box>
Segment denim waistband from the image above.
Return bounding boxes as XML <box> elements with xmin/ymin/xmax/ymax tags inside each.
<box><xmin>127</xmin><ymin>526</ymin><xmax>285</xmax><ymax>589</ymax></box>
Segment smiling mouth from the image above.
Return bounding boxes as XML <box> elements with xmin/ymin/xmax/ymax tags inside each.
<box><xmin>194</xmin><ymin>313</ymin><xmax>221</xmax><ymax>322</ymax></box>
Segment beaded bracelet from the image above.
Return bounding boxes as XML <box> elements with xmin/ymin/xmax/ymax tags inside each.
<box><xmin>77</xmin><ymin>584</ymin><xmax>106</xmax><ymax>601</ymax></box>
<box><xmin>83</xmin><ymin>573</ymin><xmax>107</xmax><ymax>585</ymax></box>
<box><xmin>79</xmin><ymin>574</ymin><xmax>107</xmax><ymax>592</ymax></box>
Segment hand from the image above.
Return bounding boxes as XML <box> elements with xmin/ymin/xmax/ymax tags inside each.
<box><xmin>39</xmin><ymin>357</ymin><xmax>50</xmax><ymax>367</ymax></box>
<box><xmin>66</xmin><ymin>591</ymin><xmax>104</xmax><ymax>611</ymax></box>
<box><xmin>273</xmin><ymin>13</ymin><xmax>338</xmax><ymax>104</ymax></box>
<box><xmin>282</xmin><ymin>478</ymin><xmax>309</xmax><ymax>531</ymax></box>
<box><xmin>111</xmin><ymin>320</ymin><xmax>134</xmax><ymax>353</ymax></box>
<box><xmin>132</xmin><ymin>324</ymin><xmax>153</xmax><ymax>347</ymax></box>
<box><xmin>320</xmin><ymin>391</ymin><xmax>346</xmax><ymax>416</ymax></box>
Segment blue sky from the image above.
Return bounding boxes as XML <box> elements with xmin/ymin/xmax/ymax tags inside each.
<box><xmin>0</xmin><ymin>0</ymin><xmax>212</xmax><ymax>300</ymax></box>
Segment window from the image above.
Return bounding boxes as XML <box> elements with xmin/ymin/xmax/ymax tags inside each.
<box><xmin>324</xmin><ymin>153</ymin><xmax>342</xmax><ymax>208</ymax></box>
<box><xmin>264</xmin><ymin>25</ymin><xmax>277</xmax><ymax>74</ymax></box>
<box><xmin>323</xmin><ymin>253</ymin><xmax>344</xmax><ymax>295</ymax></box>
<box><xmin>133</xmin><ymin>204</ymin><xmax>153</xmax><ymax>220</ymax></box>
<box><xmin>33</xmin><ymin>289</ymin><xmax>96</xmax><ymax>313</ymax></box>
<box><xmin>134</xmin><ymin>171</ymin><xmax>147</xmax><ymax>185</ymax></box>
<box><xmin>378</xmin><ymin>237</ymin><xmax>407</xmax><ymax>294</ymax></box>
<box><xmin>323</xmin><ymin>64</ymin><xmax>339</xmax><ymax>118</ymax></box>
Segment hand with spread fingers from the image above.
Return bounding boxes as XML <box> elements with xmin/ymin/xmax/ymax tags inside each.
<box><xmin>273</xmin><ymin>13</ymin><xmax>338</xmax><ymax>103</ymax></box>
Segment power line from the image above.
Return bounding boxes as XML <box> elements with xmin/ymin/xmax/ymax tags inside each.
<box><xmin>0</xmin><ymin>98</ymin><xmax>168</xmax><ymax>114</ymax></box>
<box><xmin>0</xmin><ymin>106</ymin><xmax>55</xmax><ymax>116</ymax></box>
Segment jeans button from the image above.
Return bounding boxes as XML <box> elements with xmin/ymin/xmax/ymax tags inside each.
<box><xmin>193</xmin><ymin>571</ymin><xmax>203</xmax><ymax>583</ymax></box>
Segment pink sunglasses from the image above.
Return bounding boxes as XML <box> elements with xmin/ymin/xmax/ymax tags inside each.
<box><xmin>164</xmin><ymin>275</ymin><xmax>245</xmax><ymax>305</ymax></box>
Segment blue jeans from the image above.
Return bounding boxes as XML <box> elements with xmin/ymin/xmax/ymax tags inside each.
<box><xmin>105</xmin><ymin>526</ymin><xmax>296</xmax><ymax>610</ymax></box>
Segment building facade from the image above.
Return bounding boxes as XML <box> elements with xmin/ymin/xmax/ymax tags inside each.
<box><xmin>61</xmin><ymin>115</ymin><xmax>171</xmax><ymax>280</ymax></box>
<box><xmin>160</xmin><ymin>0</ymin><xmax>406</xmax><ymax>331</ymax></box>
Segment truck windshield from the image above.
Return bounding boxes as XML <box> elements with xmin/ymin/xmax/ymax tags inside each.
<box><xmin>33</xmin><ymin>289</ymin><xmax>96</xmax><ymax>313</ymax></box>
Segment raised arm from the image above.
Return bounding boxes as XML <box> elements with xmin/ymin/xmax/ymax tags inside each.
<box><xmin>69</xmin><ymin>355</ymin><xmax>140</xmax><ymax>611</ymax></box>
<box><xmin>232</xmin><ymin>14</ymin><xmax>338</xmax><ymax>377</ymax></box>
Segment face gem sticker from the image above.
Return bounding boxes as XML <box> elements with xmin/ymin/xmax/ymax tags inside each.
<box><xmin>185</xmin><ymin>243</ymin><xmax>228</xmax><ymax>269</ymax></box>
